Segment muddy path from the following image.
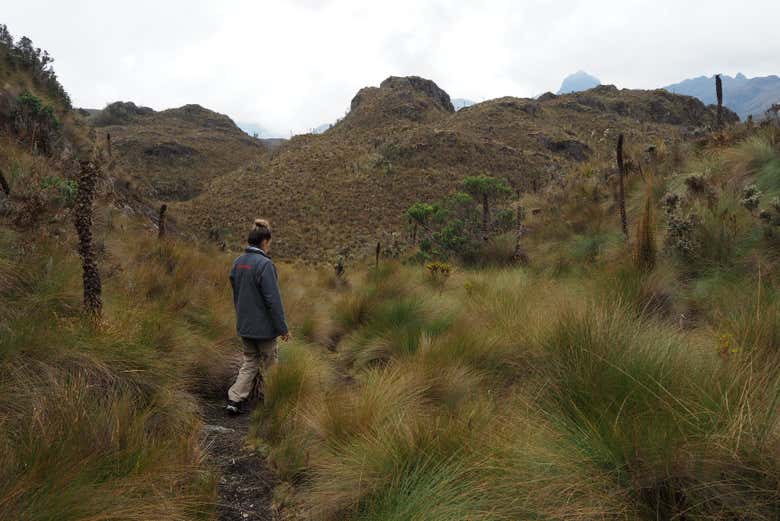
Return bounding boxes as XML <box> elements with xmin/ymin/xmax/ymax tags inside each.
<box><xmin>202</xmin><ymin>400</ymin><xmax>278</xmax><ymax>521</ymax></box>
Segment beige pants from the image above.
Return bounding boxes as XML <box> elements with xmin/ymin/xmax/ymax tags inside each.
<box><xmin>227</xmin><ymin>337</ymin><xmax>278</xmax><ymax>403</ymax></box>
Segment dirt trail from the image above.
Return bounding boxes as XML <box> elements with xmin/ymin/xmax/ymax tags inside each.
<box><xmin>202</xmin><ymin>400</ymin><xmax>278</xmax><ymax>521</ymax></box>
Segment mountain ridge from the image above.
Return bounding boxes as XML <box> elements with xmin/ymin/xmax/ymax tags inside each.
<box><xmin>663</xmin><ymin>73</ymin><xmax>780</xmax><ymax>120</ymax></box>
<box><xmin>169</xmin><ymin>77</ymin><xmax>735</xmax><ymax>260</ymax></box>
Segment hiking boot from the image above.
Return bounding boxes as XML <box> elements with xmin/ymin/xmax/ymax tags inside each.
<box><xmin>225</xmin><ymin>400</ymin><xmax>242</xmax><ymax>415</ymax></box>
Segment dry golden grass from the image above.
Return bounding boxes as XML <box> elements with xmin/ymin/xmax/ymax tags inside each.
<box><xmin>174</xmin><ymin>78</ymin><xmax>731</xmax><ymax>260</ymax></box>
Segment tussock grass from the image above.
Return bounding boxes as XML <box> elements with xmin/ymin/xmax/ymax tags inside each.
<box><xmin>249</xmin><ymin>162</ymin><xmax>780</xmax><ymax>520</ymax></box>
<box><xmin>0</xmin><ymin>222</ymin><xmax>242</xmax><ymax>520</ymax></box>
<box><xmin>4</xmin><ymin>130</ymin><xmax>780</xmax><ymax>520</ymax></box>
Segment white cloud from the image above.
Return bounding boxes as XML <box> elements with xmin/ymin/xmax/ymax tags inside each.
<box><xmin>3</xmin><ymin>0</ymin><xmax>779</xmax><ymax>136</ymax></box>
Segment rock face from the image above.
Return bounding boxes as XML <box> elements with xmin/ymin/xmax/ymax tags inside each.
<box><xmin>91</xmin><ymin>101</ymin><xmax>154</xmax><ymax>126</ymax></box>
<box><xmin>379</xmin><ymin>76</ymin><xmax>455</xmax><ymax>112</ymax></box>
<box><xmin>538</xmin><ymin>135</ymin><xmax>592</xmax><ymax>162</ymax></box>
<box><xmin>345</xmin><ymin>75</ymin><xmax>455</xmax><ymax>130</ymax></box>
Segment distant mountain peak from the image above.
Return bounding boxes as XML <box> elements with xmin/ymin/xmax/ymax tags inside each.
<box><xmin>452</xmin><ymin>98</ymin><xmax>475</xmax><ymax>110</ymax></box>
<box><xmin>663</xmin><ymin>73</ymin><xmax>780</xmax><ymax>120</ymax></box>
<box><xmin>557</xmin><ymin>71</ymin><xmax>601</xmax><ymax>94</ymax></box>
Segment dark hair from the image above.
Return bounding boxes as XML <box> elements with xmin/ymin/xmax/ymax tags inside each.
<box><xmin>248</xmin><ymin>218</ymin><xmax>272</xmax><ymax>246</ymax></box>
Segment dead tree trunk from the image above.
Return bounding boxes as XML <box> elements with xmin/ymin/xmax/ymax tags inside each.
<box><xmin>715</xmin><ymin>75</ymin><xmax>723</xmax><ymax>129</ymax></box>
<box><xmin>617</xmin><ymin>134</ymin><xmax>629</xmax><ymax>242</ymax></box>
<box><xmin>74</xmin><ymin>159</ymin><xmax>102</xmax><ymax>316</ymax></box>
<box><xmin>513</xmin><ymin>205</ymin><xmax>529</xmax><ymax>264</ymax></box>
<box><xmin>106</xmin><ymin>132</ymin><xmax>112</xmax><ymax>157</ymax></box>
<box><xmin>158</xmin><ymin>203</ymin><xmax>167</xmax><ymax>239</ymax></box>
<box><xmin>0</xmin><ymin>168</ymin><xmax>9</xmax><ymax>195</ymax></box>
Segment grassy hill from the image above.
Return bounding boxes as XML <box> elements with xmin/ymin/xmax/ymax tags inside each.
<box><xmin>89</xmin><ymin>101</ymin><xmax>267</xmax><ymax>201</ymax></box>
<box><xmin>3</xmin><ymin>23</ymin><xmax>779</xmax><ymax>521</ymax></box>
<box><xmin>175</xmin><ymin>76</ymin><xmax>736</xmax><ymax>260</ymax></box>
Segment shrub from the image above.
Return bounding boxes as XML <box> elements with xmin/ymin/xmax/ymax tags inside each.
<box><xmin>11</xmin><ymin>91</ymin><xmax>62</xmax><ymax>155</ymax></box>
<box><xmin>407</xmin><ymin>175</ymin><xmax>516</xmax><ymax>264</ymax></box>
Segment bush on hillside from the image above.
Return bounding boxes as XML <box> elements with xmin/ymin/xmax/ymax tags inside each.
<box><xmin>0</xmin><ymin>24</ymin><xmax>71</xmax><ymax>109</ymax></box>
<box><xmin>11</xmin><ymin>91</ymin><xmax>62</xmax><ymax>155</ymax></box>
<box><xmin>406</xmin><ymin>174</ymin><xmax>516</xmax><ymax>264</ymax></box>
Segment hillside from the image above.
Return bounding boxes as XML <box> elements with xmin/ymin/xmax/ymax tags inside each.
<box><xmin>89</xmin><ymin>101</ymin><xmax>266</xmax><ymax>200</ymax></box>
<box><xmin>3</xmin><ymin>20</ymin><xmax>780</xmax><ymax>521</ymax></box>
<box><xmin>177</xmin><ymin>76</ymin><xmax>736</xmax><ymax>260</ymax></box>
<box><xmin>665</xmin><ymin>73</ymin><xmax>780</xmax><ymax>120</ymax></box>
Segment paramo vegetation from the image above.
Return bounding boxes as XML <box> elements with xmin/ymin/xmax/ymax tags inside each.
<box><xmin>1</xmin><ymin>21</ymin><xmax>780</xmax><ymax>521</ymax></box>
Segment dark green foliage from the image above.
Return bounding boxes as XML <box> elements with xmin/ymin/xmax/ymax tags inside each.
<box><xmin>40</xmin><ymin>175</ymin><xmax>77</xmax><ymax>207</ymax></box>
<box><xmin>11</xmin><ymin>91</ymin><xmax>61</xmax><ymax>155</ymax></box>
<box><xmin>407</xmin><ymin>176</ymin><xmax>515</xmax><ymax>264</ymax></box>
<box><xmin>0</xmin><ymin>24</ymin><xmax>71</xmax><ymax>109</ymax></box>
<box><xmin>460</xmin><ymin>175</ymin><xmax>512</xmax><ymax>239</ymax></box>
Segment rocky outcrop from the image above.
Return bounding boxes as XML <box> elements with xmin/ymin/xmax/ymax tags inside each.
<box><xmin>538</xmin><ymin>135</ymin><xmax>592</xmax><ymax>162</ymax></box>
<box><xmin>160</xmin><ymin>104</ymin><xmax>240</xmax><ymax>131</ymax></box>
<box><xmin>92</xmin><ymin>101</ymin><xmax>154</xmax><ymax>126</ymax></box>
<box><xmin>379</xmin><ymin>76</ymin><xmax>455</xmax><ymax>112</ymax></box>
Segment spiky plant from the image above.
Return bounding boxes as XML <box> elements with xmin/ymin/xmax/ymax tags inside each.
<box><xmin>716</xmin><ymin>74</ymin><xmax>723</xmax><ymax>129</ymax></box>
<box><xmin>513</xmin><ymin>205</ymin><xmax>529</xmax><ymax>264</ymax></box>
<box><xmin>0</xmin><ymin>168</ymin><xmax>9</xmax><ymax>195</ymax></box>
<box><xmin>634</xmin><ymin>190</ymin><xmax>656</xmax><ymax>271</ymax></box>
<box><xmin>158</xmin><ymin>203</ymin><xmax>167</xmax><ymax>239</ymax></box>
<box><xmin>74</xmin><ymin>158</ymin><xmax>102</xmax><ymax>316</ymax></box>
<box><xmin>616</xmin><ymin>134</ymin><xmax>629</xmax><ymax>241</ymax></box>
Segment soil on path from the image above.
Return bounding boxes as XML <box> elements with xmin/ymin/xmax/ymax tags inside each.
<box><xmin>202</xmin><ymin>400</ymin><xmax>278</xmax><ymax>521</ymax></box>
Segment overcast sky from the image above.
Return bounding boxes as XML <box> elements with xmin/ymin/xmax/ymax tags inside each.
<box><xmin>4</xmin><ymin>0</ymin><xmax>779</xmax><ymax>136</ymax></box>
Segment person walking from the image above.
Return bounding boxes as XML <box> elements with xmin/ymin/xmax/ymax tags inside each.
<box><xmin>226</xmin><ymin>219</ymin><xmax>289</xmax><ymax>415</ymax></box>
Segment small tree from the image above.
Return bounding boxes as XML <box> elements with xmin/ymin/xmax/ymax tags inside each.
<box><xmin>460</xmin><ymin>175</ymin><xmax>512</xmax><ymax>240</ymax></box>
<box><xmin>407</xmin><ymin>184</ymin><xmax>515</xmax><ymax>264</ymax></box>
<box><xmin>406</xmin><ymin>202</ymin><xmax>438</xmax><ymax>244</ymax></box>
<box><xmin>0</xmin><ymin>24</ymin><xmax>12</xmax><ymax>47</ymax></box>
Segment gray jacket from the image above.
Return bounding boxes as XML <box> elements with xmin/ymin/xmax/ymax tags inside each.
<box><xmin>230</xmin><ymin>247</ymin><xmax>288</xmax><ymax>339</ymax></box>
